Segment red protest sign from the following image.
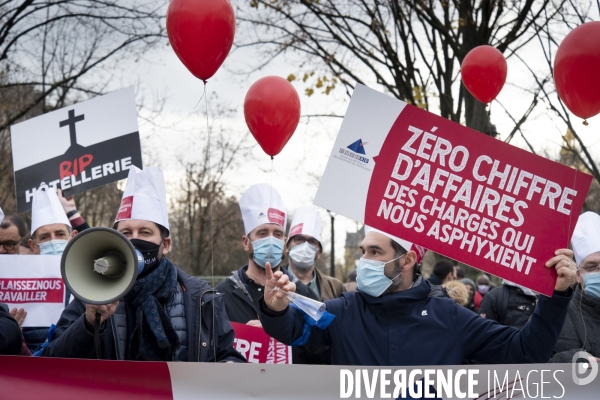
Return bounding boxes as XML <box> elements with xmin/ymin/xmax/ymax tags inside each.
<box><xmin>0</xmin><ymin>279</ymin><xmax>64</xmax><ymax>303</ymax></box>
<box><xmin>315</xmin><ymin>84</ymin><xmax>592</xmax><ymax>296</ymax></box>
<box><xmin>231</xmin><ymin>322</ymin><xmax>292</xmax><ymax>364</ymax></box>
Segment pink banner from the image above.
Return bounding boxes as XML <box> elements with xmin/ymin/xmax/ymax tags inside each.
<box><xmin>231</xmin><ymin>322</ymin><xmax>292</xmax><ymax>364</ymax></box>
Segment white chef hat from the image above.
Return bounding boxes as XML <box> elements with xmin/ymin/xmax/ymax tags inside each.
<box><xmin>114</xmin><ymin>166</ymin><xmax>169</xmax><ymax>233</ymax></box>
<box><xmin>571</xmin><ymin>211</ymin><xmax>600</xmax><ymax>266</ymax></box>
<box><xmin>239</xmin><ymin>183</ymin><xmax>286</xmax><ymax>236</ymax></box>
<box><xmin>287</xmin><ymin>206</ymin><xmax>322</xmax><ymax>246</ymax></box>
<box><xmin>364</xmin><ymin>226</ymin><xmax>427</xmax><ymax>265</ymax></box>
<box><xmin>30</xmin><ymin>188</ymin><xmax>71</xmax><ymax>236</ymax></box>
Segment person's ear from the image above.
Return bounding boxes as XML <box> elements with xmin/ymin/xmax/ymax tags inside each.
<box><xmin>576</xmin><ymin>270</ymin><xmax>583</xmax><ymax>286</ymax></box>
<box><xmin>28</xmin><ymin>238</ymin><xmax>39</xmax><ymax>255</ymax></box>
<box><xmin>70</xmin><ymin>229</ymin><xmax>78</xmax><ymax>239</ymax></box>
<box><xmin>242</xmin><ymin>236</ymin><xmax>251</xmax><ymax>252</ymax></box>
<box><xmin>161</xmin><ymin>237</ymin><xmax>172</xmax><ymax>255</ymax></box>
<box><xmin>404</xmin><ymin>251</ymin><xmax>416</xmax><ymax>269</ymax></box>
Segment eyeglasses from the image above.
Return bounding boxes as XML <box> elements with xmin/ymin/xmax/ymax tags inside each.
<box><xmin>292</xmin><ymin>235</ymin><xmax>320</xmax><ymax>247</ymax></box>
<box><xmin>0</xmin><ymin>241</ymin><xmax>19</xmax><ymax>251</ymax></box>
<box><xmin>580</xmin><ymin>264</ymin><xmax>600</xmax><ymax>274</ymax></box>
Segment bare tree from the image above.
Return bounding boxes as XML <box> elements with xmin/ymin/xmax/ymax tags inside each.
<box><xmin>0</xmin><ymin>0</ymin><xmax>165</xmax><ymax>126</ymax></box>
<box><xmin>514</xmin><ymin>2</ymin><xmax>600</xmax><ymax>188</ymax></box>
<box><xmin>236</xmin><ymin>0</ymin><xmax>600</xmax><ymax>193</ymax></box>
<box><xmin>0</xmin><ymin>0</ymin><xmax>166</xmax><ymax>215</ymax></box>
<box><xmin>168</xmin><ymin>101</ymin><xmax>254</xmax><ymax>277</ymax></box>
<box><xmin>237</xmin><ymin>0</ymin><xmax>566</xmax><ymax>133</ymax></box>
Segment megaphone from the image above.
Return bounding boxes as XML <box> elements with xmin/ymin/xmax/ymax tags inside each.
<box><xmin>61</xmin><ymin>227</ymin><xmax>145</xmax><ymax>305</ymax></box>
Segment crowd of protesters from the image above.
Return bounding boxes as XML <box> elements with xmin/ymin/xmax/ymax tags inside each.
<box><xmin>1</xmin><ymin>166</ymin><xmax>598</xmax><ymax>368</ymax></box>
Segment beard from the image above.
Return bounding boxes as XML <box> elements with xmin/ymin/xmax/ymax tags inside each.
<box><xmin>382</xmin><ymin>259</ymin><xmax>403</xmax><ymax>295</ymax></box>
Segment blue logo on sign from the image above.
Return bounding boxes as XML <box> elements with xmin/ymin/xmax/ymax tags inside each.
<box><xmin>347</xmin><ymin>139</ymin><xmax>366</xmax><ymax>155</ymax></box>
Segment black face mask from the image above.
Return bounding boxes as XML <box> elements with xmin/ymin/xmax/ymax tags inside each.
<box><xmin>130</xmin><ymin>238</ymin><xmax>162</xmax><ymax>275</ymax></box>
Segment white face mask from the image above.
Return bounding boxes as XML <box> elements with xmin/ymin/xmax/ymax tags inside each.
<box><xmin>38</xmin><ymin>239</ymin><xmax>69</xmax><ymax>255</ymax></box>
<box><xmin>289</xmin><ymin>242</ymin><xmax>318</xmax><ymax>269</ymax></box>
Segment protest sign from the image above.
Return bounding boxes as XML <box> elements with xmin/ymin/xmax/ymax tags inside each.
<box><xmin>0</xmin><ymin>255</ymin><xmax>65</xmax><ymax>327</ymax></box>
<box><xmin>315</xmin><ymin>84</ymin><xmax>592</xmax><ymax>296</ymax></box>
<box><xmin>10</xmin><ymin>87</ymin><xmax>143</xmax><ymax>213</ymax></box>
<box><xmin>231</xmin><ymin>322</ymin><xmax>292</xmax><ymax>364</ymax></box>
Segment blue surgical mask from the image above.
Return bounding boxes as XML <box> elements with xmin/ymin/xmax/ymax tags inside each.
<box><xmin>357</xmin><ymin>256</ymin><xmax>402</xmax><ymax>297</ymax></box>
<box><xmin>38</xmin><ymin>239</ymin><xmax>69</xmax><ymax>255</ymax></box>
<box><xmin>252</xmin><ymin>236</ymin><xmax>284</xmax><ymax>268</ymax></box>
<box><xmin>289</xmin><ymin>242</ymin><xmax>318</xmax><ymax>269</ymax></box>
<box><xmin>583</xmin><ymin>272</ymin><xmax>600</xmax><ymax>299</ymax></box>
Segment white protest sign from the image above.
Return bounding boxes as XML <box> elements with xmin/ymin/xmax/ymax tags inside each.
<box><xmin>10</xmin><ymin>87</ymin><xmax>143</xmax><ymax>213</ymax></box>
<box><xmin>0</xmin><ymin>255</ymin><xmax>65</xmax><ymax>327</ymax></box>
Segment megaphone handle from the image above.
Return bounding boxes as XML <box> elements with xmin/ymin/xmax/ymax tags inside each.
<box><xmin>94</xmin><ymin>311</ymin><xmax>101</xmax><ymax>359</ymax></box>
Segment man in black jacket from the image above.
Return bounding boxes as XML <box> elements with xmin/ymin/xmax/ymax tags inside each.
<box><xmin>42</xmin><ymin>166</ymin><xmax>244</xmax><ymax>362</ymax></box>
<box><xmin>216</xmin><ymin>183</ymin><xmax>318</xmax><ymax>325</ymax></box>
<box><xmin>551</xmin><ymin>211</ymin><xmax>600</xmax><ymax>363</ymax></box>
<box><xmin>215</xmin><ymin>184</ymin><xmax>324</xmax><ymax>364</ymax></box>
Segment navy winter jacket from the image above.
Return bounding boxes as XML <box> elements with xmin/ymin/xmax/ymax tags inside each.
<box><xmin>260</xmin><ymin>277</ymin><xmax>571</xmax><ymax>366</ymax></box>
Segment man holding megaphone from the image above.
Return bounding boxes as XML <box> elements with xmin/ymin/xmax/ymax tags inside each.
<box><xmin>42</xmin><ymin>166</ymin><xmax>244</xmax><ymax>363</ymax></box>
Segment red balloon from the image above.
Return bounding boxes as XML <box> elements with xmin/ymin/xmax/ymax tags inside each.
<box><xmin>461</xmin><ymin>45</ymin><xmax>508</xmax><ymax>104</ymax></box>
<box><xmin>554</xmin><ymin>21</ymin><xmax>600</xmax><ymax>121</ymax></box>
<box><xmin>244</xmin><ymin>76</ymin><xmax>301</xmax><ymax>157</ymax></box>
<box><xmin>166</xmin><ymin>0</ymin><xmax>235</xmax><ymax>82</ymax></box>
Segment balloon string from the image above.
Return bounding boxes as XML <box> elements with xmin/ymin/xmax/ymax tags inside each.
<box><xmin>194</xmin><ymin>84</ymin><xmax>206</xmax><ymax>109</ymax></box>
<box><xmin>271</xmin><ymin>157</ymin><xmax>273</xmax><ymax>189</ymax></box>
<box><xmin>487</xmin><ymin>102</ymin><xmax>492</xmax><ymax>137</ymax></box>
<box><xmin>203</xmin><ymin>81</ymin><xmax>216</xmax><ymax>362</ymax></box>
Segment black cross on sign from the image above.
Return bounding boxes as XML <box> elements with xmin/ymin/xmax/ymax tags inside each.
<box><xmin>59</xmin><ymin>109</ymin><xmax>85</xmax><ymax>147</ymax></box>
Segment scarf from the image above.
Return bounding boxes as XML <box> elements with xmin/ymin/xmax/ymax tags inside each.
<box><xmin>127</xmin><ymin>257</ymin><xmax>179</xmax><ymax>361</ymax></box>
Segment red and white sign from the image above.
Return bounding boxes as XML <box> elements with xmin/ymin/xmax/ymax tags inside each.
<box><xmin>267</xmin><ymin>208</ymin><xmax>286</xmax><ymax>227</ymax></box>
<box><xmin>0</xmin><ymin>255</ymin><xmax>65</xmax><ymax>327</ymax></box>
<box><xmin>116</xmin><ymin>195</ymin><xmax>134</xmax><ymax>220</ymax></box>
<box><xmin>315</xmin><ymin>84</ymin><xmax>592</xmax><ymax>296</ymax></box>
<box><xmin>289</xmin><ymin>223</ymin><xmax>304</xmax><ymax>238</ymax></box>
<box><xmin>231</xmin><ymin>322</ymin><xmax>292</xmax><ymax>364</ymax></box>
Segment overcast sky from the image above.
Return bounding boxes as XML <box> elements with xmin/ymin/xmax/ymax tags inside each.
<box><xmin>90</xmin><ymin>11</ymin><xmax>600</xmax><ymax>265</ymax></box>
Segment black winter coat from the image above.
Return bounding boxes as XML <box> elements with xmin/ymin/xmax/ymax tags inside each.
<box><xmin>42</xmin><ymin>265</ymin><xmax>245</xmax><ymax>362</ymax></box>
<box><xmin>215</xmin><ymin>265</ymin><xmax>329</xmax><ymax>364</ymax></box>
<box><xmin>551</xmin><ymin>285</ymin><xmax>600</xmax><ymax>362</ymax></box>
<box><xmin>479</xmin><ymin>284</ymin><xmax>537</xmax><ymax>329</ymax></box>
<box><xmin>0</xmin><ymin>303</ymin><xmax>21</xmax><ymax>355</ymax></box>
<box><xmin>215</xmin><ymin>265</ymin><xmax>319</xmax><ymax>324</ymax></box>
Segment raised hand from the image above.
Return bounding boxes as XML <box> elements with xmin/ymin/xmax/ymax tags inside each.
<box><xmin>264</xmin><ymin>262</ymin><xmax>295</xmax><ymax>312</ymax></box>
<box><xmin>545</xmin><ymin>248</ymin><xmax>577</xmax><ymax>292</ymax></box>
<box><xmin>9</xmin><ymin>308</ymin><xmax>27</xmax><ymax>329</ymax></box>
<box><xmin>57</xmin><ymin>188</ymin><xmax>77</xmax><ymax>214</ymax></box>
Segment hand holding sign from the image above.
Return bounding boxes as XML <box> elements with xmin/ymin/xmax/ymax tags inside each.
<box><xmin>545</xmin><ymin>248</ymin><xmax>577</xmax><ymax>292</ymax></box>
<box><xmin>264</xmin><ymin>262</ymin><xmax>295</xmax><ymax>312</ymax></box>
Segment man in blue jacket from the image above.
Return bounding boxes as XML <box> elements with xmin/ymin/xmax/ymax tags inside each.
<box><xmin>259</xmin><ymin>226</ymin><xmax>576</xmax><ymax>365</ymax></box>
